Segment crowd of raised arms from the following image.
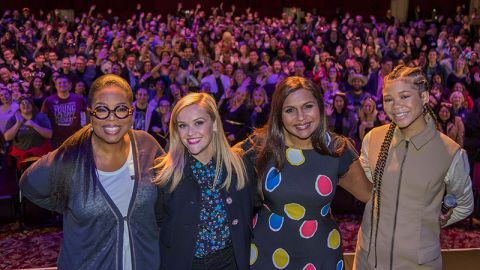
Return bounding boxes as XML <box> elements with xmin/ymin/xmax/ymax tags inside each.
<box><xmin>0</xmin><ymin>3</ymin><xmax>479</xmax><ymax>154</ymax></box>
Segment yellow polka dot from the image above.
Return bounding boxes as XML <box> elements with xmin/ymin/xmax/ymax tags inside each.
<box><xmin>272</xmin><ymin>248</ymin><xmax>290</xmax><ymax>269</ymax></box>
<box><xmin>284</xmin><ymin>203</ymin><xmax>306</xmax><ymax>220</ymax></box>
<box><xmin>286</xmin><ymin>148</ymin><xmax>305</xmax><ymax>166</ymax></box>
<box><xmin>250</xmin><ymin>243</ymin><xmax>258</xmax><ymax>265</ymax></box>
<box><xmin>327</xmin><ymin>229</ymin><xmax>341</xmax><ymax>249</ymax></box>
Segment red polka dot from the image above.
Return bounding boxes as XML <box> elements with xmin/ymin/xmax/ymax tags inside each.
<box><xmin>252</xmin><ymin>213</ymin><xmax>258</xmax><ymax>229</ymax></box>
<box><xmin>299</xmin><ymin>220</ymin><xmax>318</xmax><ymax>239</ymax></box>
<box><xmin>315</xmin><ymin>175</ymin><xmax>333</xmax><ymax>196</ymax></box>
<box><xmin>303</xmin><ymin>263</ymin><xmax>317</xmax><ymax>270</ymax></box>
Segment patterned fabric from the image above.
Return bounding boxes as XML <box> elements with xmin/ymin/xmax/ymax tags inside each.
<box><xmin>250</xmin><ymin>147</ymin><xmax>356</xmax><ymax>270</ymax></box>
<box><xmin>188</xmin><ymin>155</ymin><xmax>231</xmax><ymax>258</ymax></box>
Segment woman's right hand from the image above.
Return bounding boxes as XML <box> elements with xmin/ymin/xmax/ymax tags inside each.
<box><xmin>15</xmin><ymin>112</ymin><xmax>24</xmax><ymax>124</ymax></box>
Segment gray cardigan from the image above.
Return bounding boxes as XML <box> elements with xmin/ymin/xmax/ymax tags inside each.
<box><xmin>20</xmin><ymin>130</ymin><xmax>163</xmax><ymax>270</ymax></box>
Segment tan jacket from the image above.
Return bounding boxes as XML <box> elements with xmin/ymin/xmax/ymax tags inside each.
<box><xmin>354</xmin><ymin>120</ymin><xmax>472</xmax><ymax>270</ymax></box>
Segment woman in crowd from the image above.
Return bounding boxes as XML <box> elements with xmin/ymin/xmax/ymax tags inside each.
<box><xmin>154</xmin><ymin>99</ymin><xmax>171</xmax><ymax>149</ymax></box>
<box><xmin>354</xmin><ymin>65</ymin><xmax>473</xmax><ymax>269</ymax></box>
<box><xmin>451</xmin><ymin>81</ymin><xmax>474</xmax><ymax>110</ymax></box>
<box><xmin>250</xmin><ymin>86</ymin><xmax>270</xmax><ymax>129</ymax></box>
<box><xmin>437</xmin><ymin>102</ymin><xmax>465</xmax><ymax>146</ymax></box>
<box><xmin>20</xmin><ymin>74</ymin><xmax>163</xmax><ymax>269</ymax></box>
<box><xmin>155</xmin><ymin>92</ymin><xmax>254</xmax><ymax>270</ymax></box>
<box><xmin>74</xmin><ymin>80</ymin><xmax>88</xmax><ymax>103</ymax></box>
<box><xmin>428</xmin><ymin>83</ymin><xmax>446</xmax><ymax>110</ymax></box>
<box><xmin>246</xmin><ymin>76</ymin><xmax>371</xmax><ymax>269</ymax></box>
<box><xmin>28</xmin><ymin>76</ymin><xmax>48</xmax><ymax>109</ymax></box>
<box><xmin>220</xmin><ymin>85</ymin><xmax>251</xmax><ymax>145</ymax></box>
<box><xmin>4</xmin><ymin>97</ymin><xmax>51</xmax><ymax>168</ymax></box>
<box><xmin>449</xmin><ymin>90</ymin><xmax>469</xmax><ymax>122</ymax></box>
<box><xmin>327</xmin><ymin>92</ymin><xmax>358</xmax><ymax>139</ymax></box>
<box><xmin>0</xmin><ymin>89</ymin><xmax>19</xmax><ymax>133</ymax></box>
<box><xmin>357</xmin><ymin>97</ymin><xmax>382</xmax><ymax>141</ymax></box>
<box><xmin>446</xmin><ymin>57</ymin><xmax>471</xmax><ymax>90</ymax></box>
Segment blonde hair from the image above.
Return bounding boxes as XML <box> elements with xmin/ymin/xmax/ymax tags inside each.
<box><xmin>154</xmin><ymin>93</ymin><xmax>247</xmax><ymax>191</ymax></box>
<box><xmin>358</xmin><ymin>97</ymin><xmax>377</xmax><ymax>122</ymax></box>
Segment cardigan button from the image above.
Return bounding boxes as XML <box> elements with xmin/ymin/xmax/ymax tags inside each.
<box><xmin>189</xmin><ymin>201</ymin><xmax>195</xmax><ymax>205</ymax></box>
<box><xmin>232</xmin><ymin>219</ymin><xmax>239</xmax><ymax>226</ymax></box>
<box><xmin>226</xmin><ymin>197</ymin><xmax>233</xmax><ymax>204</ymax></box>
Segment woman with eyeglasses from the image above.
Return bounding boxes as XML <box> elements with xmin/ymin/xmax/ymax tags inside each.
<box><xmin>20</xmin><ymin>74</ymin><xmax>164</xmax><ymax>269</ymax></box>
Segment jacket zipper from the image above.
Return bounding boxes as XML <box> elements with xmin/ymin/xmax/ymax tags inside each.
<box><xmin>389</xmin><ymin>140</ymin><xmax>409</xmax><ymax>270</ymax></box>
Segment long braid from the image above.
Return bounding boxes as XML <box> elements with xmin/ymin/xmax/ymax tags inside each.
<box><xmin>367</xmin><ymin>122</ymin><xmax>396</xmax><ymax>264</ymax></box>
<box><xmin>424</xmin><ymin>103</ymin><xmax>439</xmax><ymax>127</ymax></box>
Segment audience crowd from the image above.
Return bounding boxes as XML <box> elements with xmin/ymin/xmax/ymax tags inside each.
<box><xmin>1</xmin><ymin>3</ymin><xmax>480</xmax><ymax>176</ymax></box>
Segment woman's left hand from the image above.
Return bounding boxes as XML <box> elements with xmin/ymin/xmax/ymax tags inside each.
<box><xmin>24</xmin><ymin>120</ymin><xmax>36</xmax><ymax>128</ymax></box>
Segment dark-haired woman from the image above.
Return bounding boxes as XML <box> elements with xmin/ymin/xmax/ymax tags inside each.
<box><xmin>28</xmin><ymin>76</ymin><xmax>48</xmax><ymax>110</ymax></box>
<box><xmin>326</xmin><ymin>92</ymin><xmax>358</xmax><ymax>139</ymax></box>
<box><xmin>437</xmin><ymin>102</ymin><xmax>465</xmax><ymax>146</ymax></box>
<box><xmin>245</xmin><ymin>76</ymin><xmax>371</xmax><ymax>269</ymax></box>
<box><xmin>354</xmin><ymin>66</ymin><xmax>473</xmax><ymax>270</ymax></box>
<box><xmin>20</xmin><ymin>74</ymin><xmax>164</xmax><ymax>269</ymax></box>
<box><xmin>4</xmin><ymin>97</ymin><xmax>51</xmax><ymax>168</ymax></box>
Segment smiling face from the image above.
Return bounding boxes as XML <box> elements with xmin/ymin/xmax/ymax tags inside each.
<box><xmin>438</xmin><ymin>105</ymin><xmax>451</xmax><ymax>121</ymax></box>
<box><xmin>176</xmin><ymin>104</ymin><xmax>215</xmax><ymax>164</ymax></box>
<box><xmin>383</xmin><ymin>79</ymin><xmax>428</xmax><ymax>137</ymax></box>
<box><xmin>281</xmin><ymin>89</ymin><xmax>320</xmax><ymax>149</ymax></box>
<box><xmin>90</xmin><ymin>86</ymin><xmax>133</xmax><ymax>145</ymax></box>
<box><xmin>19</xmin><ymin>98</ymin><xmax>33</xmax><ymax>115</ymax></box>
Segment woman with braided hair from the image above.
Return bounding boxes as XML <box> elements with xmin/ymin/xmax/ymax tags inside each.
<box><xmin>353</xmin><ymin>65</ymin><xmax>474</xmax><ymax>270</ymax></box>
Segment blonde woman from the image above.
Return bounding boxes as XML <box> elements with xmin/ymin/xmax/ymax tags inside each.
<box><xmin>155</xmin><ymin>93</ymin><xmax>255</xmax><ymax>270</ymax></box>
<box><xmin>357</xmin><ymin>97</ymin><xmax>380</xmax><ymax>141</ymax></box>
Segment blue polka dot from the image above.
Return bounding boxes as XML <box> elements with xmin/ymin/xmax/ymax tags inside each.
<box><xmin>269</xmin><ymin>213</ymin><xmax>284</xmax><ymax>232</ymax></box>
<box><xmin>336</xmin><ymin>259</ymin><xmax>344</xmax><ymax>270</ymax></box>
<box><xmin>321</xmin><ymin>204</ymin><xmax>330</xmax><ymax>217</ymax></box>
<box><xmin>265</xmin><ymin>167</ymin><xmax>282</xmax><ymax>192</ymax></box>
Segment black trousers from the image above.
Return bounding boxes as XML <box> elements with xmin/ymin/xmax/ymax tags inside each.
<box><xmin>191</xmin><ymin>246</ymin><xmax>238</xmax><ymax>270</ymax></box>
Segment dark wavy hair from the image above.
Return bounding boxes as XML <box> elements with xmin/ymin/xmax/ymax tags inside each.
<box><xmin>50</xmin><ymin>74</ymin><xmax>133</xmax><ymax>210</ymax></box>
<box><xmin>255</xmin><ymin>76</ymin><xmax>347</xmax><ymax>198</ymax></box>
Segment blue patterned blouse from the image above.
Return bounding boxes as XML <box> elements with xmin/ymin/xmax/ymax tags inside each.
<box><xmin>188</xmin><ymin>155</ymin><xmax>231</xmax><ymax>258</ymax></box>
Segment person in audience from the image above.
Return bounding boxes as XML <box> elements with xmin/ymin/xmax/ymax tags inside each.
<box><xmin>250</xmin><ymin>86</ymin><xmax>270</xmax><ymax>129</ymax></box>
<box><xmin>4</xmin><ymin>96</ymin><xmax>51</xmax><ymax>168</ymax></box>
<box><xmin>0</xmin><ymin>89</ymin><xmax>19</xmax><ymax>133</ymax></box>
<box><xmin>132</xmin><ymin>87</ymin><xmax>163</xmax><ymax>139</ymax></box>
<box><xmin>20</xmin><ymin>74</ymin><xmax>163</xmax><ymax>269</ymax></box>
<box><xmin>327</xmin><ymin>92</ymin><xmax>358</xmax><ymax>139</ymax></box>
<box><xmin>357</xmin><ymin>97</ymin><xmax>382</xmax><ymax>141</ymax></box>
<box><xmin>449</xmin><ymin>90</ymin><xmax>469</xmax><ymax>122</ymax></box>
<box><xmin>346</xmin><ymin>73</ymin><xmax>370</xmax><ymax>112</ymax></box>
<box><xmin>155</xmin><ymin>92</ymin><xmax>254</xmax><ymax>270</ymax></box>
<box><xmin>354</xmin><ymin>65</ymin><xmax>473</xmax><ymax>270</ymax></box>
<box><xmin>200</xmin><ymin>61</ymin><xmax>231</xmax><ymax>102</ymax></box>
<box><xmin>28</xmin><ymin>76</ymin><xmax>48</xmax><ymax>109</ymax></box>
<box><xmin>41</xmin><ymin>76</ymin><xmax>87</xmax><ymax>149</ymax></box>
<box><xmin>220</xmin><ymin>84</ymin><xmax>251</xmax><ymax>145</ymax></box>
<box><xmin>437</xmin><ymin>102</ymin><xmax>465</xmax><ymax>146</ymax></box>
<box><xmin>154</xmin><ymin>99</ymin><xmax>172</xmax><ymax>149</ymax></box>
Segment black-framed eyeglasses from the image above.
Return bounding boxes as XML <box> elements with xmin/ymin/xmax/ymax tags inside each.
<box><xmin>89</xmin><ymin>105</ymin><xmax>133</xmax><ymax>120</ymax></box>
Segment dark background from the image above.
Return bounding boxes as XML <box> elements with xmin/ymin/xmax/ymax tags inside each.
<box><xmin>0</xmin><ymin>0</ymin><xmax>471</xmax><ymax>20</ymax></box>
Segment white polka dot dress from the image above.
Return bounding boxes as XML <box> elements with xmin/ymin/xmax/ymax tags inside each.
<box><xmin>250</xmin><ymin>147</ymin><xmax>356</xmax><ymax>270</ymax></box>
